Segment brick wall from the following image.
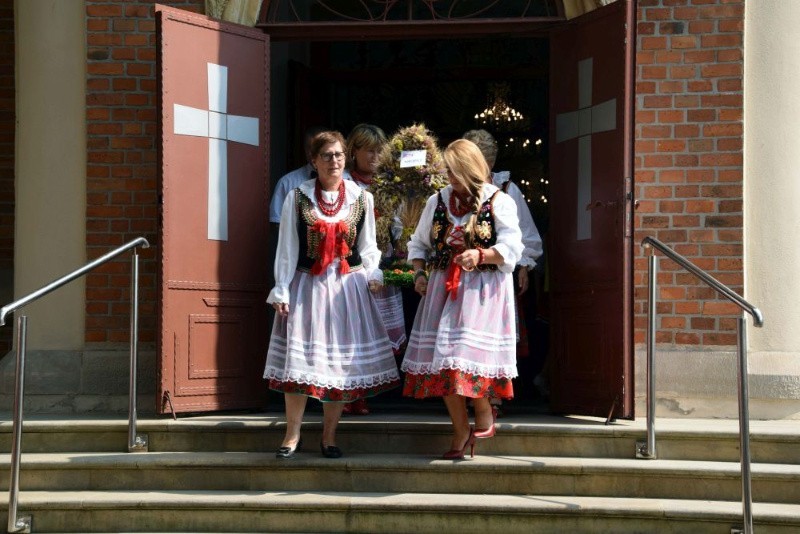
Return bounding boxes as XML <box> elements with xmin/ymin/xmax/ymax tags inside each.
<box><xmin>634</xmin><ymin>0</ymin><xmax>744</xmax><ymax>346</ymax></box>
<box><xmin>85</xmin><ymin>1</ymin><xmax>203</xmax><ymax>343</ymax></box>
<box><xmin>0</xmin><ymin>3</ymin><xmax>13</xmax><ymax>354</ymax></box>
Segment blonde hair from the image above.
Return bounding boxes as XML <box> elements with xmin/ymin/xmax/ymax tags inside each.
<box><xmin>346</xmin><ymin>124</ymin><xmax>387</xmax><ymax>168</ymax></box>
<box><xmin>462</xmin><ymin>129</ymin><xmax>498</xmax><ymax>170</ymax></box>
<box><xmin>443</xmin><ymin>139</ymin><xmax>491</xmax><ymax>245</ymax></box>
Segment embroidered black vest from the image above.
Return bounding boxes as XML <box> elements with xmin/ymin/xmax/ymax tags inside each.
<box><xmin>295</xmin><ymin>188</ymin><xmax>366</xmax><ymax>273</ymax></box>
<box><xmin>427</xmin><ymin>190</ymin><xmax>500</xmax><ymax>272</ymax></box>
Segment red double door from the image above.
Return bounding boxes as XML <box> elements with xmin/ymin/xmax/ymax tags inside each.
<box><xmin>156</xmin><ymin>3</ymin><xmax>635</xmax><ymax>418</ymax></box>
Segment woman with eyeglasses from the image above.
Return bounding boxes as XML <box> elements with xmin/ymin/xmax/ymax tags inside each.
<box><xmin>401</xmin><ymin>139</ymin><xmax>523</xmax><ymax>459</ymax></box>
<box><xmin>265</xmin><ymin>130</ymin><xmax>400</xmax><ymax>459</ymax></box>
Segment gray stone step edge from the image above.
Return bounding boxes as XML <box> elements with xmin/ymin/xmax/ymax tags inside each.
<box><xmin>3</xmin><ymin>451</ymin><xmax>800</xmax><ymax>480</ymax></box>
<box><xmin>2</xmin><ymin>491</ymin><xmax>800</xmax><ymax>525</ymax></box>
<box><xmin>1</xmin><ymin>417</ymin><xmax>798</xmax><ymax>442</ymax></box>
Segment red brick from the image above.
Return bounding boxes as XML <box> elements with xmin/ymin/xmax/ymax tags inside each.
<box><xmin>701</xmin><ymin>63</ymin><xmax>742</xmax><ymax>77</ymax></box>
<box><xmin>671</xmin><ymin>35</ymin><xmax>698</xmax><ymax>49</ymax></box>
<box><xmin>683</xmin><ymin>50</ymin><xmax>715</xmax><ymax>63</ymax></box>
<box><xmin>701</xmin><ymin>34</ymin><xmax>742</xmax><ymax>48</ymax></box>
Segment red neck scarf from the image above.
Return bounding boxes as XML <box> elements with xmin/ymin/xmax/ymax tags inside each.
<box><xmin>350</xmin><ymin>168</ymin><xmax>374</xmax><ymax>186</ymax></box>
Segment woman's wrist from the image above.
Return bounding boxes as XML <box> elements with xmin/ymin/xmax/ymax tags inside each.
<box><xmin>476</xmin><ymin>247</ymin><xmax>485</xmax><ymax>266</ymax></box>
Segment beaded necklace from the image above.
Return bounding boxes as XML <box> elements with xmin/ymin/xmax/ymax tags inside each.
<box><xmin>448</xmin><ymin>189</ymin><xmax>474</xmax><ymax>217</ymax></box>
<box><xmin>315</xmin><ymin>180</ymin><xmax>346</xmax><ymax>216</ymax></box>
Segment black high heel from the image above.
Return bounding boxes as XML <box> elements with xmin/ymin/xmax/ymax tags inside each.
<box><xmin>276</xmin><ymin>437</ymin><xmax>302</xmax><ymax>459</ymax></box>
<box><xmin>320</xmin><ymin>442</ymin><xmax>343</xmax><ymax>458</ymax></box>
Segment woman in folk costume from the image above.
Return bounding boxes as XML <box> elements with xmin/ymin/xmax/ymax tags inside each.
<box><xmin>265</xmin><ymin>131</ymin><xmax>400</xmax><ymax>459</ymax></box>
<box><xmin>343</xmin><ymin>123</ymin><xmax>406</xmax><ymax>416</ymax></box>
<box><xmin>401</xmin><ymin>139</ymin><xmax>524</xmax><ymax>459</ymax></box>
<box><xmin>463</xmin><ymin>129</ymin><xmax>544</xmax><ymax>412</ymax></box>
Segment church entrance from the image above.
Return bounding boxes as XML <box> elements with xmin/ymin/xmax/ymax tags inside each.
<box><xmin>155</xmin><ymin>1</ymin><xmax>635</xmax><ymax>419</ymax></box>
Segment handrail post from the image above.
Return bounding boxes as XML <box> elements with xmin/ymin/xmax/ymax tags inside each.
<box><xmin>637</xmin><ymin>249</ymin><xmax>657</xmax><ymax>459</ymax></box>
<box><xmin>127</xmin><ymin>248</ymin><xmax>147</xmax><ymax>453</ymax></box>
<box><xmin>736</xmin><ymin>316</ymin><xmax>754</xmax><ymax>534</ymax></box>
<box><xmin>8</xmin><ymin>316</ymin><xmax>32</xmax><ymax>533</ymax></box>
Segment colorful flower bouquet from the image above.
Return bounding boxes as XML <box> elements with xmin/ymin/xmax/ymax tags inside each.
<box><xmin>370</xmin><ymin>123</ymin><xmax>448</xmax><ymax>283</ymax></box>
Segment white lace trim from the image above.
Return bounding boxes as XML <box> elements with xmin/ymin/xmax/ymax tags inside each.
<box><xmin>264</xmin><ymin>368</ymin><xmax>400</xmax><ymax>390</ymax></box>
<box><xmin>400</xmin><ymin>358</ymin><xmax>517</xmax><ymax>380</ymax></box>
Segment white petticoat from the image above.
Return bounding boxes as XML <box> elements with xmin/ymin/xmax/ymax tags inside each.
<box><xmin>264</xmin><ymin>264</ymin><xmax>400</xmax><ymax>390</ymax></box>
<box><xmin>371</xmin><ymin>285</ymin><xmax>407</xmax><ymax>351</ymax></box>
<box><xmin>401</xmin><ymin>269</ymin><xmax>518</xmax><ymax>379</ymax></box>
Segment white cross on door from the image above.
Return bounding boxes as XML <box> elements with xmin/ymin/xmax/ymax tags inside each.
<box><xmin>173</xmin><ymin>63</ymin><xmax>260</xmax><ymax>241</ymax></box>
<box><xmin>555</xmin><ymin>57</ymin><xmax>616</xmax><ymax>241</ymax></box>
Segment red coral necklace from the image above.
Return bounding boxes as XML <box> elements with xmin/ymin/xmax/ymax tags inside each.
<box><xmin>449</xmin><ymin>190</ymin><xmax>473</xmax><ymax>217</ymax></box>
<box><xmin>315</xmin><ymin>180</ymin><xmax>346</xmax><ymax>216</ymax></box>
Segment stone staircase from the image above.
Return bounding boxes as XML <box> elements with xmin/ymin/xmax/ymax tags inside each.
<box><xmin>1</xmin><ymin>410</ymin><xmax>800</xmax><ymax>533</ymax></box>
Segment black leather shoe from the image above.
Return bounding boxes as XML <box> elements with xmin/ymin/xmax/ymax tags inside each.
<box><xmin>320</xmin><ymin>442</ymin><xmax>343</xmax><ymax>458</ymax></box>
<box><xmin>276</xmin><ymin>438</ymin><xmax>302</xmax><ymax>459</ymax></box>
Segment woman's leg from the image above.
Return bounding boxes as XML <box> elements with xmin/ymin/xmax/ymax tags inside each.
<box><xmin>281</xmin><ymin>393</ymin><xmax>307</xmax><ymax>448</ymax></box>
<box><xmin>321</xmin><ymin>401</ymin><xmax>345</xmax><ymax>447</ymax></box>
<box><xmin>473</xmin><ymin>396</ymin><xmax>494</xmax><ymax>432</ymax></box>
<box><xmin>442</xmin><ymin>394</ymin><xmax>471</xmax><ymax>451</ymax></box>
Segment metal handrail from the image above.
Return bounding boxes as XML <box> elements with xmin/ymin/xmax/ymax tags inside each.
<box><xmin>4</xmin><ymin>237</ymin><xmax>149</xmax><ymax>534</ymax></box>
<box><xmin>638</xmin><ymin>236</ymin><xmax>762</xmax><ymax>534</ymax></box>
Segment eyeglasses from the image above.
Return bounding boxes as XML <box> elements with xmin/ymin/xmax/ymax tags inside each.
<box><xmin>319</xmin><ymin>151</ymin><xmax>346</xmax><ymax>162</ymax></box>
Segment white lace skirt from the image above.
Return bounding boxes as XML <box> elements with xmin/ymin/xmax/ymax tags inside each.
<box><xmin>401</xmin><ymin>269</ymin><xmax>518</xmax><ymax>379</ymax></box>
<box><xmin>264</xmin><ymin>266</ymin><xmax>400</xmax><ymax>391</ymax></box>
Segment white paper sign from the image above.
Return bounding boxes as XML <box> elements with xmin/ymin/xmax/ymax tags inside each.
<box><xmin>400</xmin><ymin>149</ymin><xmax>427</xmax><ymax>168</ymax></box>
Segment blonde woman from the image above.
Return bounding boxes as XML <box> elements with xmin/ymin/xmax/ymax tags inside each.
<box><xmin>401</xmin><ymin>139</ymin><xmax>523</xmax><ymax>459</ymax></box>
<box><xmin>463</xmin><ymin>129</ymin><xmax>545</xmax><ymax>412</ymax></box>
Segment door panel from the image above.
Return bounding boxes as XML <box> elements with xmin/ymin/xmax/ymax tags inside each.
<box><xmin>548</xmin><ymin>1</ymin><xmax>634</xmax><ymax>418</ymax></box>
<box><xmin>157</xmin><ymin>5</ymin><xmax>270</xmax><ymax>413</ymax></box>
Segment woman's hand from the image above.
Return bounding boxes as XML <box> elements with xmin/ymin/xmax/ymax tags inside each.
<box><xmin>518</xmin><ymin>267</ymin><xmax>529</xmax><ymax>296</ymax></box>
<box><xmin>368</xmin><ymin>280</ymin><xmax>383</xmax><ymax>293</ymax></box>
<box><xmin>272</xmin><ymin>302</ymin><xmax>289</xmax><ymax>317</ymax></box>
<box><xmin>454</xmin><ymin>249</ymin><xmax>481</xmax><ymax>271</ymax></box>
<box><xmin>414</xmin><ymin>274</ymin><xmax>428</xmax><ymax>296</ymax></box>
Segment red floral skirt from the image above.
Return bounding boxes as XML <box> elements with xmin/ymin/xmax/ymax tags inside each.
<box><xmin>402</xmin><ymin>369</ymin><xmax>514</xmax><ymax>400</ymax></box>
<box><xmin>269</xmin><ymin>379</ymin><xmax>400</xmax><ymax>402</ymax></box>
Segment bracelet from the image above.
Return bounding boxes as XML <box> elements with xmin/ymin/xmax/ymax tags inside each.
<box><xmin>477</xmin><ymin>248</ymin><xmax>485</xmax><ymax>266</ymax></box>
<box><xmin>414</xmin><ymin>269</ymin><xmax>428</xmax><ymax>281</ymax></box>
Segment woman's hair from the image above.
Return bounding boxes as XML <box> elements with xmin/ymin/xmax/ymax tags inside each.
<box><xmin>462</xmin><ymin>129</ymin><xmax>498</xmax><ymax>169</ymax></box>
<box><xmin>345</xmin><ymin>124</ymin><xmax>387</xmax><ymax>165</ymax></box>
<box><xmin>309</xmin><ymin>131</ymin><xmax>346</xmax><ymax>158</ymax></box>
<box><xmin>443</xmin><ymin>139</ymin><xmax>490</xmax><ymax>244</ymax></box>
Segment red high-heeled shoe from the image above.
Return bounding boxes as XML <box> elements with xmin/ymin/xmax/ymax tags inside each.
<box><xmin>443</xmin><ymin>429</ymin><xmax>476</xmax><ymax>459</ymax></box>
<box><xmin>474</xmin><ymin>405</ymin><xmax>498</xmax><ymax>439</ymax></box>
<box><xmin>473</xmin><ymin>424</ymin><xmax>495</xmax><ymax>439</ymax></box>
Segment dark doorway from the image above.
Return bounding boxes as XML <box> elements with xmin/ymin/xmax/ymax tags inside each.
<box><xmin>278</xmin><ymin>36</ymin><xmax>554</xmax><ymax>412</ymax></box>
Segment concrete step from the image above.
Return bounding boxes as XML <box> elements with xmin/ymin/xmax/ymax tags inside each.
<box><xmin>2</xmin><ymin>491</ymin><xmax>800</xmax><ymax>533</ymax></box>
<box><xmin>2</xmin><ymin>451</ymin><xmax>800</xmax><ymax>504</ymax></box>
<box><xmin>2</xmin><ymin>413</ymin><xmax>799</xmax><ymax>463</ymax></box>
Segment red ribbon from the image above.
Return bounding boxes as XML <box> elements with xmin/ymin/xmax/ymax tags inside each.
<box><xmin>444</xmin><ymin>260</ymin><xmax>462</xmax><ymax>300</ymax></box>
<box><xmin>311</xmin><ymin>220</ymin><xmax>350</xmax><ymax>275</ymax></box>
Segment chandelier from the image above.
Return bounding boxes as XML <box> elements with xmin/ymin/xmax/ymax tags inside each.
<box><xmin>474</xmin><ymin>83</ymin><xmax>527</xmax><ymax>130</ymax></box>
